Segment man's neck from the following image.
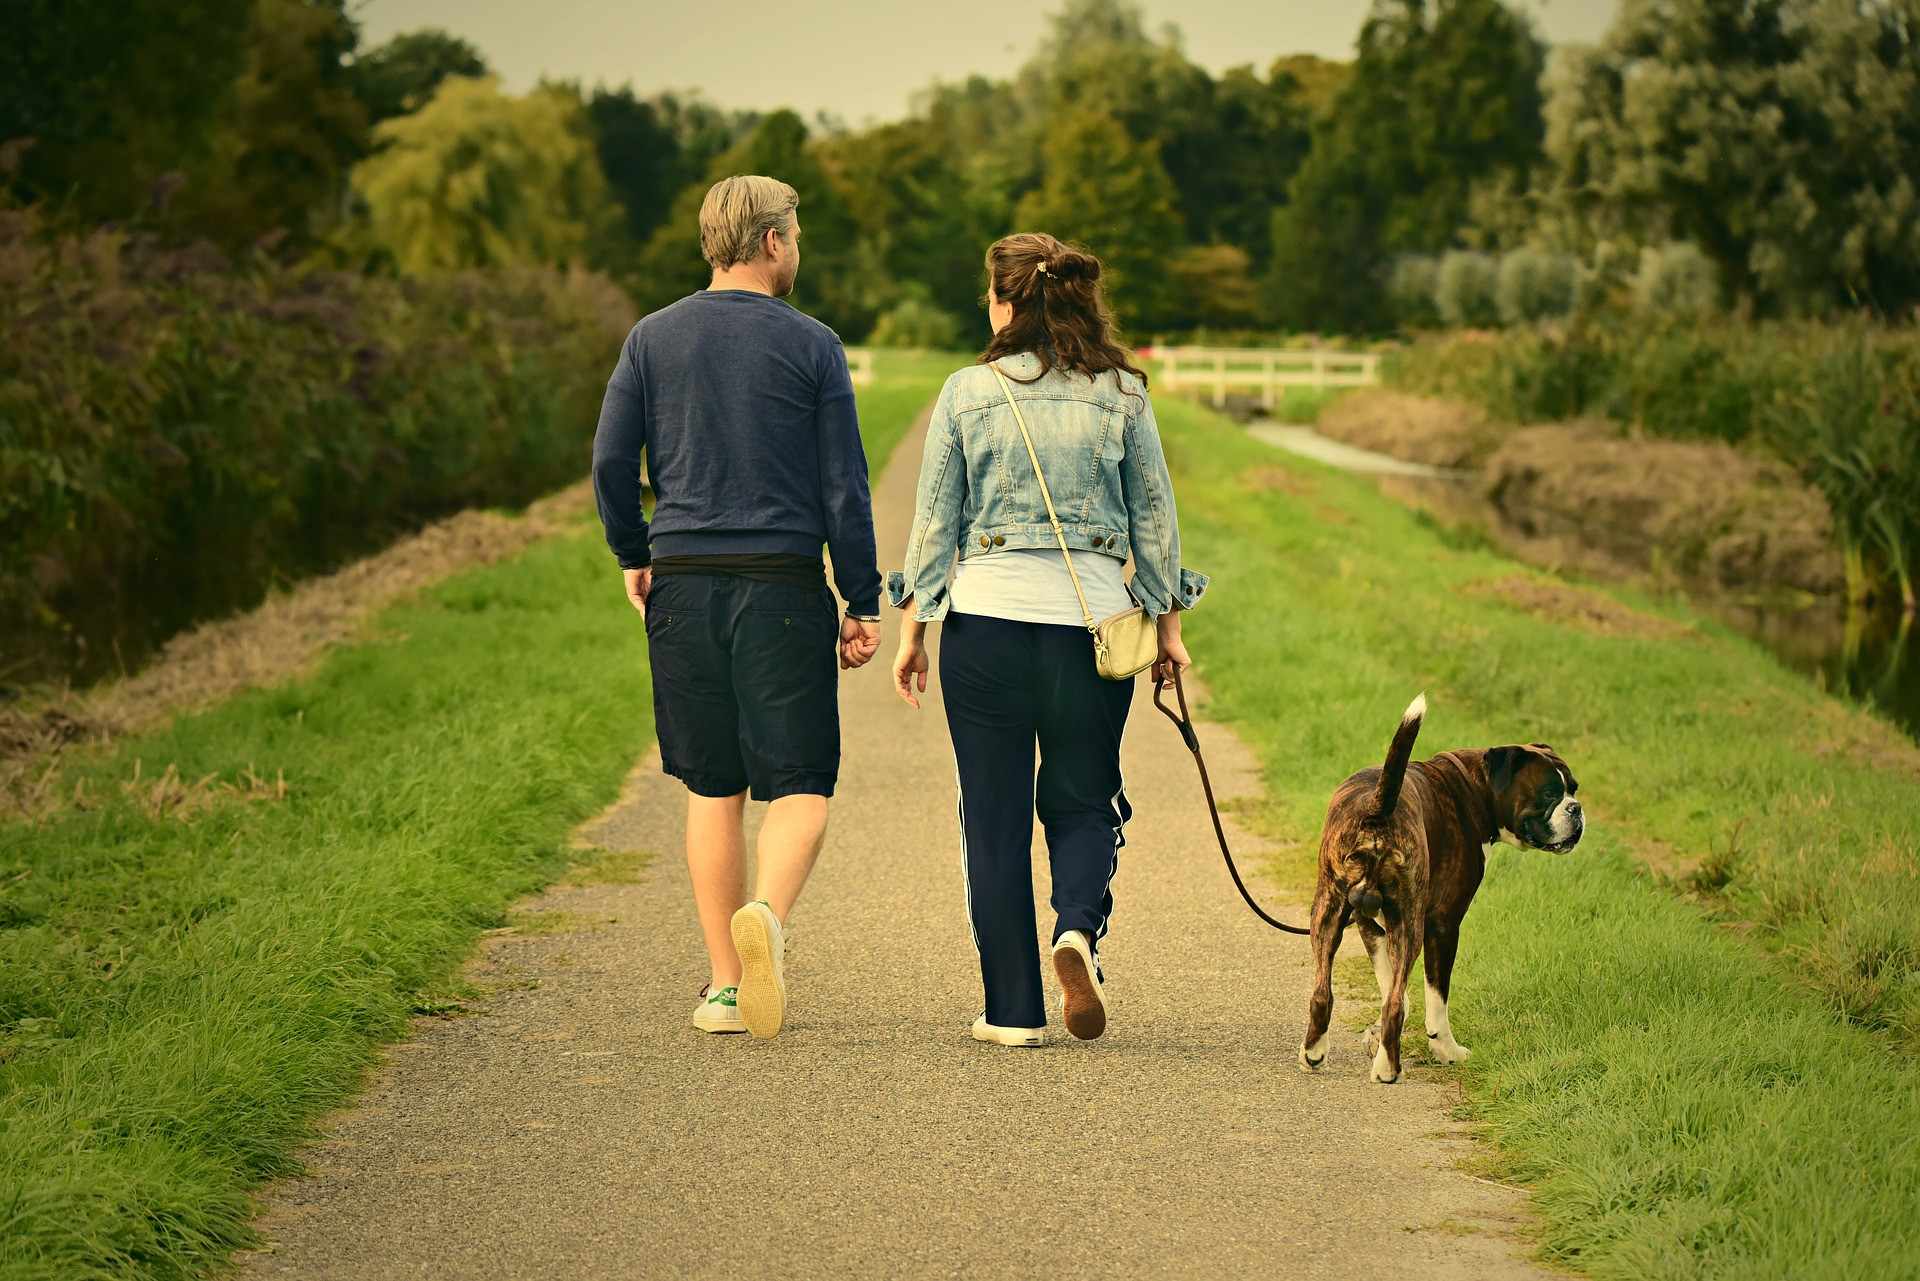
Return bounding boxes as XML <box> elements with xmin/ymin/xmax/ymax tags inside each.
<box><xmin>708</xmin><ymin>267</ymin><xmax>775</xmax><ymax>295</ymax></box>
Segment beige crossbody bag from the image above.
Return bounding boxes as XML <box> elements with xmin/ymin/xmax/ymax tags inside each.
<box><xmin>990</xmin><ymin>365</ymin><xmax>1160</xmax><ymax>681</ymax></box>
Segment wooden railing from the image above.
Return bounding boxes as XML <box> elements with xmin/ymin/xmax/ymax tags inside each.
<box><xmin>846</xmin><ymin>347</ymin><xmax>875</xmax><ymax>387</ymax></box>
<box><xmin>1143</xmin><ymin>345</ymin><xmax>1379</xmax><ymax>409</ymax></box>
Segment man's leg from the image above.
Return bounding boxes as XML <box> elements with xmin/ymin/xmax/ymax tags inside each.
<box><xmin>754</xmin><ymin>793</ymin><xmax>828</xmax><ymax>923</ymax></box>
<box><xmin>687</xmin><ymin>790</ymin><xmax>748</xmax><ymax>989</ymax></box>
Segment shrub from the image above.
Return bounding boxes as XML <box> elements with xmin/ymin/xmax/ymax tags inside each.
<box><xmin>867</xmin><ymin>288</ymin><xmax>963</xmax><ymax>349</ymax></box>
<box><xmin>1387</xmin><ymin>254</ymin><xmax>1440</xmax><ymax>328</ymax></box>
<box><xmin>0</xmin><ymin>209</ymin><xmax>631</xmax><ymax>683</ymax></box>
<box><xmin>1434</xmin><ymin>250</ymin><xmax>1500</xmax><ymax>328</ymax></box>
<box><xmin>1387</xmin><ymin>315</ymin><xmax>1920</xmax><ymax>606</ymax></box>
<box><xmin>1496</xmin><ymin>247</ymin><xmax>1576</xmax><ymax>324</ymax></box>
<box><xmin>1634</xmin><ymin>242</ymin><xmax>1720</xmax><ymax>321</ymax></box>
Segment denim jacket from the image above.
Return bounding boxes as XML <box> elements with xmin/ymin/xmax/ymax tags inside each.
<box><xmin>888</xmin><ymin>352</ymin><xmax>1209</xmax><ymax>622</ymax></box>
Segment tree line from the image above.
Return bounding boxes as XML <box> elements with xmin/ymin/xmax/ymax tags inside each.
<box><xmin>5</xmin><ymin>0</ymin><xmax>1918</xmax><ymax>342</ymax></box>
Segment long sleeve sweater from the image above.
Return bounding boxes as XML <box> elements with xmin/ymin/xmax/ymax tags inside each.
<box><xmin>590</xmin><ymin>289</ymin><xmax>881</xmax><ymax>616</ymax></box>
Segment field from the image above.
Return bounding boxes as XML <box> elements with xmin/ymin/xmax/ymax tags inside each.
<box><xmin>1164</xmin><ymin>394</ymin><xmax>1920</xmax><ymax>1276</ymax></box>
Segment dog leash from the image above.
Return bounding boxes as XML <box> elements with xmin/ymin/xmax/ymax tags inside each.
<box><xmin>1153</xmin><ymin>667</ymin><xmax>1310</xmax><ymax>936</ymax></box>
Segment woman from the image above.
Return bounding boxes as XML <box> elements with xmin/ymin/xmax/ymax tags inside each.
<box><xmin>889</xmin><ymin>232</ymin><xmax>1208</xmax><ymax>1047</ymax></box>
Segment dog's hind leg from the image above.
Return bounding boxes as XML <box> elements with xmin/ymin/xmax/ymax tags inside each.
<box><xmin>1369</xmin><ymin>918</ymin><xmax>1422</xmax><ymax>1084</ymax></box>
<box><xmin>1423</xmin><ymin>923</ymin><xmax>1470</xmax><ymax>1064</ymax></box>
<box><xmin>1358</xmin><ymin>922</ymin><xmax>1406</xmax><ymax>1048</ymax></box>
<box><xmin>1298</xmin><ymin>887</ymin><xmax>1346</xmax><ymax>1072</ymax></box>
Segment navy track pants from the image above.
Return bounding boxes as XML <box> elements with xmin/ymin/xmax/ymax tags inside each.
<box><xmin>940</xmin><ymin>611</ymin><xmax>1134</xmax><ymax>1029</ymax></box>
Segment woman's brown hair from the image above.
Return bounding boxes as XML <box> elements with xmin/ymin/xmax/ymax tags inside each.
<box><xmin>980</xmin><ymin>233</ymin><xmax>1148</xmax><ymax>390</ymax></box>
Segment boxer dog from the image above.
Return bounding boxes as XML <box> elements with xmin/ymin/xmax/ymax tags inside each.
<box><xmin>1297</xmin><ymin>694</ymin><xmax>1583</xmax><ymax>1083</ymax></box>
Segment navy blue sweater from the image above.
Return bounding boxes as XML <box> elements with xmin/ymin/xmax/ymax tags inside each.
<box><xmin>590</xmin><ymin>290</ymin><xmax>880</xmax><ymax>616</ymax></box>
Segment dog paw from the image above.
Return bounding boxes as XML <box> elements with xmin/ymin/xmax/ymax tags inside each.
<box><xmin>1369</xmin><ymin>1043</ymin><xmax>1400</xmax><ymax>1083</ymax></box>
<box><xmin>1361</xmin><ymin>1027</ymin><xmax>1380</xmax><ymax>1057</ymax></box>
<box><xmin>1429</xmin><ymin>1039</ymin><xmax>1471</xmax><ymax>1065</ymax></box>
<box><xmin>1298</xmin><ymin>1035</ymin><xmax>1329</xmax><ymax>1072</ymax></box>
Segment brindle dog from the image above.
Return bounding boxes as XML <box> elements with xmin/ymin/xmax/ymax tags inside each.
<box><xmin>1297</xmin><ymin>695</ymin><xmax>1584</xmax><ymax>1083</ymax></box>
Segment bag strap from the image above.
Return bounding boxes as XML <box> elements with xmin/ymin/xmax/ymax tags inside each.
<box><xmin>990</xmin><ymin>364</ymin><xmax>1098</xmax><ymax>635</ymax></box>
<box><xmin>1152</xmin><ymin>668</ymin><xmax>1310</xmax><ymax>935</ymax></box>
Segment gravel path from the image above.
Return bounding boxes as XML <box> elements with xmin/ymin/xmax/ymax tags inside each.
<box><xmin>248</xmin><ymin>410</ymin><xmax>1547</xmax><ymax>1279</ymax></box>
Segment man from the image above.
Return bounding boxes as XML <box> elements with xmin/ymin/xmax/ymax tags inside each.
<box><xmin>591</xmin><ymin>175</ymin><xmax>882</xmax><ymax>1040</ymax></box>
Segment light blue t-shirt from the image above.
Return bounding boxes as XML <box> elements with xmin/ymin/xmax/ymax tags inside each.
<box><xmin>949</xmin><ymin>547</ymin><xmax>1135</xmax><ymax>627</ymax></box>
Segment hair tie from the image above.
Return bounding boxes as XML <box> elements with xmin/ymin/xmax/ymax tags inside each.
<box><xmin>1036</xmin><ymin>260</ymin><xmax>1050</xmax><ymax>277</ymax></box>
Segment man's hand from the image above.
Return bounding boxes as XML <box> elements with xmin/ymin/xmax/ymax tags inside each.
<box><xmin>623</xmin><ymin>566</ymin><xmax>652</xmax><ymax>616</ymax></box>
<box><xmin>839</xmin><ymin>616</ymin><xmax>881</xmax><ymax>669</ymax></box>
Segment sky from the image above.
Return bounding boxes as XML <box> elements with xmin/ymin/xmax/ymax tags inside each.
<box><xmin>351</xmin><ymin>0</ymin><xmax>1621</xmax><ymax>126</ymax></box>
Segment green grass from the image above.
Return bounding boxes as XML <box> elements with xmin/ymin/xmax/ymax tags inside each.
<box><xmin>0</xmin><ymin>368</ymin><xmax>932</xmax><ymax>1280</ymax></box>
<box><xmin>1163</xmin><ymin>395</ymin><xmax>1920</xmax><ymax>1276</ymax></box>
<box><xmin>853</xmin><ymin>348</ymin><xmax>974</xmax><ymax>466</ymax></box>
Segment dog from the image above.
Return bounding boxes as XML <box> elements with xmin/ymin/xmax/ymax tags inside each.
<box><xmin>1296</xmin><ymin>694</ymin><xmax>1584</xmax><ymax>1083</ymax></box>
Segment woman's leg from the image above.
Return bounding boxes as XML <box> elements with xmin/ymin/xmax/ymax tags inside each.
<box><xmin>940</xmin><ymin>613</ymin><xmax>1047</xmax><ymax>1028</ymax></box>
<box><xmin>1032</xmin><ymin>626</ymin><xmax>1135</xmax><ymax>974</ymax></box>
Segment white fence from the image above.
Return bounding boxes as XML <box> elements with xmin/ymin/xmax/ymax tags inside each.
<box><xmin>846</xmin><ymin>347</ymin><xmax>875</xmax><ymax>386</ymax></box>
<box><xmin>1143</xmin><ymin>346</ymin><xmax>1379</xmax><ymax>409</ymax></box>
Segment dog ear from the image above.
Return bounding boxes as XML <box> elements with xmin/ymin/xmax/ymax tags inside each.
<box><xmin>1486</xmin><ymin>745</ymin><xmax>1523</xmax><ymax>793</ymax></box>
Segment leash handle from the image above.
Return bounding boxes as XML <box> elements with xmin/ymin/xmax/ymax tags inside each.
<box><xmin>1153</xmin><ymin>667</ymin><xmax>1310</xmax><ymax>936</ymax></box>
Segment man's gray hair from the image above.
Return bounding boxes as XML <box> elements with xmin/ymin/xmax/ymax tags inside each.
<box><xmin>699</xmin><ymin>175</ymin><xmax>799</xmax><ymax>270</ymax></box>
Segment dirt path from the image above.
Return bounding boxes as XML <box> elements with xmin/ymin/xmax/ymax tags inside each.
<box><xmin>248</xmin><ymin>411</ymin><xmax>1546</xmax><ymax>1279</ymax></box>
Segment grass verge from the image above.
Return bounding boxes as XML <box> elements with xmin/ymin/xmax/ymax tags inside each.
<box><xmin>0</xmin><ymin>365</ymin><xmax>933</xmax><ymax>1280</ymax></box>
<box><xmin>1162</xmin><ymin>395</ymin><xmax>1920</xmax><ymax>1276</ymax></box>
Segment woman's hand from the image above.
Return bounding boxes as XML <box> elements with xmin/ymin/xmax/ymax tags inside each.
<box><xmin>1151</xmin><ymin>609</ymin><xmax>1191</xmax><ymax>689</ymax></box>
<box><xmin>893</xmin><ymin>618</ymin><xmax>930</xmax><ymax>709</ymax></box>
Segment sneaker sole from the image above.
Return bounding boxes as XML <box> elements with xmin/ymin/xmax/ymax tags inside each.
<box><xmin>692</xmin><ymin>1016</ymin><xmax>746</xmax><ymax>1035</ymax></box>
<box><xmin>973</xmin><ymin>1028</ymin><xmax>1044</xmax><ymax>1047</ymax></box>
<box><xmin>732</xmin><ymin>910</ymin><xmax>785</xmax><ymax>1039</ymax></box>
<box><xmin>1052</xmin><ymin>942</ymin><xmax>1106</xmax><ymax>1040</ymax></box>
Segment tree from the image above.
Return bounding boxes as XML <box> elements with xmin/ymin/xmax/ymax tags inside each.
<box><xmin>820</xmin><ymin>117</ymin><xmax>981</xmax><ymax>324</ymax></box>
<box><xmin>1</xmin><ymin>0</ymin><xmax>256</xmax><ymax>219</ymax></box>
<box><xmin>589</xmin><ymin>88</ymin><xmax>739</xmax><ymax>252</ymax></box>
<box><xmin>352</xmin><ymin>77</ymin><xmax>616</xmax><ymax>273</ymax></box>
<box><xmin>176</xmin><ymin>0</ymin><xmax>367</xmax><ymax>248</ymax></box>
<box><xmin>631</xmin><ymin>110</ymin><xmax>868</xmax><ymax>336</ymax></box>
<box><xmin>1541</xmin><ymin>0</ymin><xmax>1920</xmax><ymax>316</ymax></box>
<box><xmin>1266</xmin><ymin>0</ymin><xmax>1546</xmax><ymax>332</ymax></box>
<box><xmin>350</xmin><ymin>28</ymin><xmax>487</xmax><ymax>125</ymax></box>
<box><xmin>1014</xmin><ymin>110</ymin><xmax>1184</xmax><ymax>332</ymax></box>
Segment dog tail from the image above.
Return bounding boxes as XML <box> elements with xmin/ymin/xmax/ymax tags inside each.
<box><xmin>1369</xmin><ymin>693</ymin><xmax>1426</xmax><ymax>822</ymax></box>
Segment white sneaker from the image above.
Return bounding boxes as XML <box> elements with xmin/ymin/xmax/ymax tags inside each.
<box><xmin>730</xmin><ymin>900</ymin><xmax>787</xmax><ymax>1039</ymax></box>
<box><xmin>972</xmin><ymin>1015</ymin><xmax>1045</xmax><ymax>1047</ymax></box>
<box><xmin>691</xmin><ymin>984</ymin><xmax>743</xmax><ymax>1034</ymax></box>
<box><xmin>1051</xmin><ymin>930</ymin><xmax>1107</xmax><ymax>1040</ymax></box>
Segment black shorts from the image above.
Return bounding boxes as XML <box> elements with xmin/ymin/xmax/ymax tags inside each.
<box><xmin>643</xmin><ymin>573</ymin><xmax>841</xmax><ymax>801</ymax></box>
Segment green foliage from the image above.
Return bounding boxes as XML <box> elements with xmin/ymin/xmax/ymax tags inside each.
<box><xmin>587</xmin><ymin>89</ymin><xmax>738</xmax><ymax>254</ymax></box>
<box><xmin>1169</xmin><ymin>243</ymin><xmax>1260</xmax><ymax>329</ymax></box>
<box><xmin>174</xmin><ymin>0</ymin><xmax>367</xmax><ymax>250</ymax></box>
<box><xmin>1633</xmin><ymin>241</ymin><xmax>1720</xmax><ymax>321</ymax></box>
<box><xmin>1267</xmin><ymin>0</ymin><xmax>1546</xmax><ymax>332</ymax></box>
<box><xmin>868</xmin><ymin>286</ymin><xmax>964</xmax><ymax>349</ymax></box>
<box><xmin>353</xmin><ymin>77</ymin><xmax>616</xmax><ymax>274</ymax></box>
<box><xmin>1434</xmin><ymin>249</ymin><xmax>1499</xmax><ymax>327</ymax></box>
<box><xmin>1389</xmin><ymin>316</ymin><xmax>1920</xmax><ymax>606</ymax></box>
<box><xmin>1014</xmin><ymin>110</ymin><xmax>1184</xmax><ymax>331</ymax></box>
<box><xmin>0</xmin><ymin>208</ymin><xmax>630</xmax><ymax>682</ymax></box>
<box><xmin>0</xmin><ymin>0</ymin><xmax>257</xmax><ymax>222</ymax></box>
<box><xmin>1541</xmin><ymin>0</ymin><xmax>1920</xmax><ymax>316</ymax></box>
<box><xmin>1387</xmin><ymin>253</ymin><xmax>1441</xmax><ymax>327</ymax></box>
<box><xmin>1169</xmin><ymin>396</ymin><xmax>1920</xmax><ymax>1272</ymax></box>
<box><xmin>348</xmin><ymin>27</ymin><xmax>488</xmax><ymax>125</ymax></box>
<box><xmin>632</xmin><ymin>110</ymin><xmax>868</xmax><ymax>335</ymax></box>
<box><xmin>1495</xmin><ymin>246</ymin><xmax>1576</xmax><ymax>323</ymax></box>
